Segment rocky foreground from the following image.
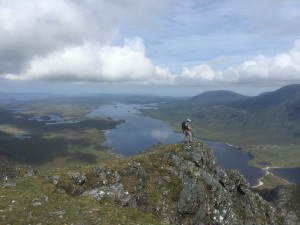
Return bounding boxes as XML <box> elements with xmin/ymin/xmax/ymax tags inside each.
<box><xmin>1</xmin><ymin>141</ymin><xmax>299</xmax><ymax>224</ymax></box>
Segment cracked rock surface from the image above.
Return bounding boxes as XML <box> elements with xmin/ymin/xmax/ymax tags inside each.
<box><xmin>56</xmin><ymin>141</ymin><xmax>297</xmax><ymax>225</ymax></box>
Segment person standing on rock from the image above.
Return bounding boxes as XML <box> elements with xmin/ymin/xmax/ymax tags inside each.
<box><xmin>182</xmin><ymin>119</ymin><xmax>194</xmax><ymax>143</ymax></box>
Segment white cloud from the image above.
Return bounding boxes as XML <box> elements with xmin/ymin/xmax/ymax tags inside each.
<box><xmin>1</xmin><ymin>0</ymin><xmax>300</xmax><ymax>90</ymax></box>
<box><xmin>0</xmin><ymin>0</ymin><xmax>178</xmax><ymax>74</ymax></box>
<box><xmin>222</xmin><ymin>39</ymin><xmax>300</xmax><ymax>84</ymax></box>
<box><xmin>2</xmin><ymin>39</ymin><xmax>300</xmax><ymax>87</ymax></box>
<box><xmin>3</xmin><ymin>38</ymin><xmax>172</xmax><ymax>84</ymax></box>
<box><xmin>173</xmin><ymin>39</ymin><xmax>300</xmax><ymax>86</ymax></box>
<box><xmin>176</xmin><ymin>64</ymin><xmax>219</xmax><ymax>84</ymax></box>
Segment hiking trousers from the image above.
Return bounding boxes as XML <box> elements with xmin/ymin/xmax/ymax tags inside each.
<box><xmin>184</xmin><ymin>130</ymin><xmax>193</xmax><ymax>142</ymax></box>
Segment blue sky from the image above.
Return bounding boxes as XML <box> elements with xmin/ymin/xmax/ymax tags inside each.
<box><xmin>0</xmin><ymin>0</ymin><xmax>300</xmax><ymax>96</ymax></box>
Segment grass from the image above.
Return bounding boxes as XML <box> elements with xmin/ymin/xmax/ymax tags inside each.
<box><xmin>142</xmin><ymin>103</ymin><xmax>300</xmax><ymax>143</ymax></box>
<box><xmin>100</xmin><ymin>143</ymin><xmax>183</xmax><ymax>204</ymax></box>
<box><xmin>256</xmin><ymin>172</ymin><xmax>290</xmax><ymax>190</ymax></box>
<box><xmin>13</xmin><ymin>96</ymin><xmax>109</xmax><ymax>120</ymax></box>
<box><xmin>0</xmin><ymin>167</ymin><xmax>162</xmax><ymax>225</ymax></box>
<box><xmin>0</xmin><ymin>144</ymin><xmax>185</xmax><ymax>225</ymax></box>
<box><xmin>1</xmin><ymin>96</ymin><xmax>298</xmax><ymax>192</ymax></box>
<box><xmin>243</xmin><ymin>145</ymin><xmax>300</xmax><ymax>168</ymax></box>
<box><xmin>0</xmin><ymin>100</ymin><xmax>122</xmax><ymax>171</ymax></box>
<box><xmin>142</xmin><ymin>107</ymin><xmax>300</xmax><ymax>189</ymax></box>
<box><xmin>0</xmin><ymin>124</ymin><xmax>31</xmax><ymax>137</ymax></box>
<box><xmin>142</xmin><ymin>107</ymin><xmax>300</xmax><ymax>168</ymax></box>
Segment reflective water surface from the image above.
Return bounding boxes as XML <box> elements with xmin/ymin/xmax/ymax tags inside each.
<box><xmin>89</xmin><ymin>102</ymin><xmax>266</xmax><ymax>186</ymax></box>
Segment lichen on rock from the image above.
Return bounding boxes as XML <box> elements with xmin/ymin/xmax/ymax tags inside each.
<box><xmin>54</xmin><ymin>141</ymin><xmax>297</xmax><ymax>225</ymax></box>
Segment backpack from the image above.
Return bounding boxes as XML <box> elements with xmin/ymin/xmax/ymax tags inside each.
<box><xmin>182</xmin><ymin>122</ymin><xmax>188</xmax><ymax>132</ymax></box>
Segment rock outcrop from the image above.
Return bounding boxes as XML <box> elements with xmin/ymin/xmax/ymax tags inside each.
<box><xmin>0</xmin><ymin>156</ymin><xmax>35</xmax><ymax>180</ymax></box>
<box><xmin>55</xmin><ymin>141</ymin><xmax>296</xmax><ymax>225</ymax></box>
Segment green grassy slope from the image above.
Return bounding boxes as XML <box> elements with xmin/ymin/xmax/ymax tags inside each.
<box><xmin>0</xmin><ymin>167</ymin><xmax>162</xmax><ymax>225</ymax></box>
<box><xmin>142</xmin><ymin>84</ymin><xmax>300</xmax><ymax>168</ymax></box>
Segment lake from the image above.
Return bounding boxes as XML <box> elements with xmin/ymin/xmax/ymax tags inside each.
<box><xmin>88</xmin><ymin>102</ymin><xmax>183</xmax><ymax>155</ymax></box>
<box><xmin>88</xmin><ymin>102</ymin><xmax>265</xmax><ymax>186</ymax></box>
<box><xmin>269</xmin><ymin>167</ymin><xmax>300</xmax><ymax>184</ymax></box>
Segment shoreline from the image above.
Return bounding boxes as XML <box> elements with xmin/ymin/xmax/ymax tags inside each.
<box><xmin>251</xmin><ymin>169</ymin><xmax>270</xmax><ymax>188</ymax></box>
<box><xmin>99</xmin><ymin>102</ymin><xmax>298</xmax><ymax>188</ymax></box>
<box><xmin>251</xmin><ymin>166</ymin><xmax>294</xmax><ymax>188</ymax></box>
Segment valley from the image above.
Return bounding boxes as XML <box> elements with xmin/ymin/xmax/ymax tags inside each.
<box><xmin>0</xmin><ymin>86</ymin><xmax>300</xmax><ymax>224</ymax></box>
<box><xmin>0</xmin><ymin>96</ymin><xmax>122</xmax><ymax>171</ymax></box>
<box><xmin>1</xmin><ymin>84</ymin><xmax>300</xmax><ymax>188</ymax></box>
<box><xmin>142</xmin><ymin>84</ymin><xmax>300</xmax><ymax>169</ymax></box>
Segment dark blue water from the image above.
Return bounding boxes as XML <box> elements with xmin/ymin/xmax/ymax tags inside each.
<box><xmin>88</xmin><ymin>102</ymin><xmax>265</xmax><ymax>186</ymax></box>
<box><xmin>88</xmin><ymin>103</ymin><xmax>183</xmax><ymax>155</ymax></box>
<box><xmin>204</xmin><ymin>140</ymin><xmax>265</xmax><ymax>186</ymax></box>
<box><xmin>269</xmin><ymin>167</ymin><xmax>300</xmax><ymax>184</ymax></box>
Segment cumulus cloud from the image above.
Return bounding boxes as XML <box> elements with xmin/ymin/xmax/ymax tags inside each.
<box><xmin>173</xmin><ymin>39</ymin><xmax>300</xmax><ymax>86</ymax></box>
<box><xmin>0</xmin><ymin>0</ymin><xmax>177</xmax><ymax>75</ymax></box>
<box><xmin>2</xmin><ymin>38</ymin><xmax>300</xmax><ymax>87</ymax></box>
<box><xmin>0</xmin><ymin>0</ymin><xmax>92</xmax><ymax>74</ymax></box>
<box><xmin>1</xmin><ymin>0</ymin><xmax>300</xmax><ymax>89</ymax></box>
<box><xmin>222</xmin><ymin>39</ymin><xmax>300</xmax><ymax>84</ymax></box>
<box><xmin>3</xmin><ymin>38</ymin><xmax>173</xmax><ymax>84</ymax></box>
<box><xmin>176</xmin><ymin>64</ymin><xmax>219</xmax><ymax>85</ymax></box>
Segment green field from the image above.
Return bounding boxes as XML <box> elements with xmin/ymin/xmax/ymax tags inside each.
<box><xmin>1</xmin><ymin>96</ymin><xmax>299</xmax><ymax>189</ymax></box>
<box><xmin>142</xmin><ymin>108</ymin><xmax>300</xmax><ymax>167</ymax></box>
<box><xmin>141</xmin><ymin>107</ymin><xmax>300</xmax><ymax>189</ymax></box>
<box><xmin>243</xmin><ymin>144</ymin><xmax>300</xmax><ymax>168</ymax></box>
<box><xmin>0</xmin><ymin>97</ymin><xmax>122</xmax><ymax>171</ymax></box>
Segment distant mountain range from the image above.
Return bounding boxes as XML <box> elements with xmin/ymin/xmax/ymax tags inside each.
<box><xmin>186</xmin><ymin>84</ymin><xmax>300</xmax><ymax>109</ymax></box>
<box><xmin>152</xmin><ymin>84</ymin><xmax>300</xmax><ymax>145</ymax></box>
<box><xmin>186</xmin><ymin>90</ymin><xmax>249</xmax><ymax>107</ymax></box>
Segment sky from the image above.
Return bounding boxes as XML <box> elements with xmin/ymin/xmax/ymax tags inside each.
<box><xmin>0</xmin><ymin>0</ymin><xmax>300</xmax><ymax>96</ymax></box>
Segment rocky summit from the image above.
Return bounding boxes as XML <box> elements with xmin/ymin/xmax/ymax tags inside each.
<box><xmin>54</xmin><ymin>141</ymin><xmax>297</xmax><ymax>224</ymax></box>
<box><xmin>1</xmin><ymin>141</ymin><xmax>298</xmax><ymax>224</ymax></box>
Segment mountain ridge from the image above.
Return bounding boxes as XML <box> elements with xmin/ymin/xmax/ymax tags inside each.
<box><xmin>148</xmin><ymin>84</ymin><xmax>300</xmax><ymax>145</ymax></box>
<box><xmin>183</xmin><ymin>84</ymin><xmax>300</xmax><ymax>109</ymax></box>
<box><xmin>186</xmin><ymin>90</ymin><xmax>249</xmax><ymax>107</ymax></box>
<box><xmin>236</xmin><ymin>84</ymin><xmax>300</xmax><ymax>109</ymax></box>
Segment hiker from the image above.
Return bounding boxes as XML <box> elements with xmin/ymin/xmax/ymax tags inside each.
<box><xmin>182</xmin><ymin>119</ymin><xmax>194</xmax><ymax>143</ymax></box>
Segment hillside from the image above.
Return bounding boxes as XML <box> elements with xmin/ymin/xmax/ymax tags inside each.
<box><xmin>143</xmin><ymin>84</ymin><xmax>300</xmax><ymax>146</ymax></box>
<box><xmin>186</xmin><ymin>90</ymin><xmax>249</xmax><ymax>107</ymax></box>
<box><xmin>238</xmin><ymin>84</ymin><xmax>300</xmax><ymax>109</ymax></box>
<box><xmin>0</xmin><ymin>141</ymin><xmax>298</xmax><ymax>224</ymax></box>
<box><xmin>257</xmin><ymin>184</ymin><xmax>300</xmax><ymax>222</ymax></box>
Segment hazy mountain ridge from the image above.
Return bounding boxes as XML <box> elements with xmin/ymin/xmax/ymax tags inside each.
<box><xmin>1</xmin><ymin>141</ymin><xmax>298</xmax><ymax>224</ymax></box>
<box><xmin>186</xmin><ymin>90</ymin><xmax>249</xmax><ymax>107</ymax></box>
<box><xmin>150</xmin><ymin>84</ymin><xmax>300</xmax><ymax>145</ymax></box>
<box><xmin>233</xmin><ymin>84</ymin><xmax>300</xmax><ymax>110</ymax></box>
<box><xmin>184</xmin><ymin>84</ymin><xmax>300</xmax><ymax>110</ymax></box>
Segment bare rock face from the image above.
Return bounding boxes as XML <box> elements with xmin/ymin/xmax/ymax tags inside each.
<box><xmin>171</xmin><ymin>142</ymin><xmax>288</xmax><ymax>225</ymax></box>
<box><xmin>56</xmin><ymin>141</ymin><xmax>296</xmax><ymax>225</ymax></box>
